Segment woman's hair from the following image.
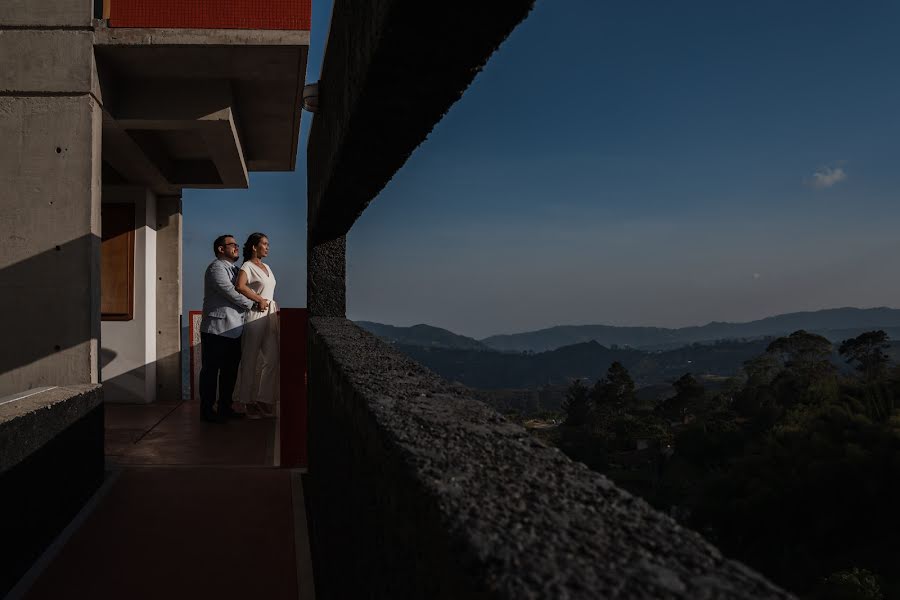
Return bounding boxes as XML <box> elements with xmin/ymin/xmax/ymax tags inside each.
<box><xmin>242</xmin><ymin>232</ymin><xmax>268</xmax><ymax>261</ymax></box>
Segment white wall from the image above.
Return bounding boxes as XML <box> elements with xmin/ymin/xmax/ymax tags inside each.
<box><xmin>101</xmin><ymin>186</ymin><xmax>157</xmax><ymax>403</ymax></box>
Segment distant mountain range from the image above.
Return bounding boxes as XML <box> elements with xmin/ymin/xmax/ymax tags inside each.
<box><xmin>393</xmin><ymin>338</ymin><xmax>775</xmax><ymax>390</ymax></box>
<box><xmin>355</xmin><ymin>307</ymin><xmax>900</xmax><ymax>390</ymax></box>
<box><xmin>359</xmin><ymin>307</ymin><xmax>900</xmax><ymax>353</ymax></box>
<box><xmin>355</xmin><ymin>321</ymin><xmax>491</xmax><ymax>351</ymax></box>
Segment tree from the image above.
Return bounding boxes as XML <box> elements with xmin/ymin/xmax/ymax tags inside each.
<box><xmin>591</xmin><ymin>361</ymin><xmax>635</xmax><ymax>412</ymax></box>
<box><xmin>839</xmin><ymin>331</ymin><xmax>891</xmax><ymax>381</ymax></box>
<box><xmin>813</xmin><ymin>568</ymin><xmax>884</xmax><ymax>600</ymax></box>
<box><xmin>765</xmin><ymin>330</ymin><xmax>839</xmax><ymax>407</ymax></box>
<box><xmin>606</xmin><ymin>361</ymin><xmax>636</xmax><ymax>404</ymax></box>
<box><xmin>744</xmin><ymin>353</ymin><xmax>780</xmax><ymax>386</ymax></box>
<box><xmin>659</xmin><ymin>373</ymin><xmax>705</xmax><ymax>423</ymax></box>
<box><xmin>765</xmin><ymin>330</ymin><xmax>835</xmax><ymax>381</ymax></box>
<box><xmin>562</xmin><ymin>379</ymin><xmax>591</xmax><ymax>426</ymax></box>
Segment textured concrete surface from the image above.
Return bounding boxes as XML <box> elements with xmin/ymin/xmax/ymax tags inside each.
<box><xmin>95</xmin><ymin>25</ymin><xmax>309</xmax><ymax>173</ymax></box>
<box><xmin>0</xmin><ymin>30</ymin><xmax>98</xmax><ymax>96</ymax></box>
<box><xmin>0</xmin><ymin>384</ymin><xmax>102</xmax><ymax>472</ymax></box>
<box><xmin>0</xmin><ymin>385</ymin><xmax>104</xmax><ymax>596</ymax></box>
<box><xmin>307</xmin><ymin>0</ymin><xmax>537</xmax><ymax>244</ymax></box>
<box><xmin>155</xmin><ymin>196</ymin><xmax>183</xmax><ymax>404</ymax></box>
<box><xmin>307</xmin><ymin>235</ymin><xmax>345</xmax><ymax>317</ymax></box>
<box><xmin>0</xmin><ymin>87</ymin><xmax>102</xmax><ymax>395</ymax></box>
<box><xmin>94</xmin><ymin>27</ymin><xmax>310</xmax><ymax>47</ymax></box>
<box><xmin>1</xmin><ymin>10</ymin><xmax>104</xmax><ymax>588</ymax></box>
<box><xmin>0</xmin><ymin>0</ymin><xmax>93</xmax><ymax>27</ymax></box>
<box><xmin>307</xmin><ymin>318</ymin><xmax>793</xmax><ymax>599</ymax></box>
<box><xmin>108</xmin><ymin>82</ymin><xmax>249</xmax><ymax>188</ymax></box>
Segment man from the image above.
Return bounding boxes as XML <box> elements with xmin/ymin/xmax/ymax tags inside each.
<box><xmin>198</xmin><ymin>235</ymin><xmax>269</xmax><ymax>423</ymax></box>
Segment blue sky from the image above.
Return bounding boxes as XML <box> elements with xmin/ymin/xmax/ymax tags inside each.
<box><xmin>184</xmin><ymin>0</ymin><xmax>900</xmax><ymax>338</ymax></box>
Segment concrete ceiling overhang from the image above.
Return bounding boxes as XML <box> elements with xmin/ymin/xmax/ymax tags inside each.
<box><xmin>306</xmin><ymin>0</ymin><xmax>536</xmax><ymax>245</ymax></box>
<box><xmin>95</xmin><ymin>26</ymin><xmax>309</xmax><ymax>194</ymax></box>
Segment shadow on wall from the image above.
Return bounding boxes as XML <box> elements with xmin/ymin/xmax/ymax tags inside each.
<box><xmin>0</xmin><ymin>234</ymin><xmax>101</xmax><ymax>382</ymax></box>
<box><xmin>102</xmin><ymin>314</ymin><xmax>284</xmax><ymax>405</ymax></box>
<box><xmin>100</xmin><ymin>347</ymin><xmax>184</xmax><ymax>404</ymax></box>
<box><xmin>0</xmin><ymin>226</ymin><xmax>282</xmax><ymax>404</ymax></box>
<box><xmin>0</xmin><ymin>197</ymin><xmax>184</xmax><ymax>395</ymax></box>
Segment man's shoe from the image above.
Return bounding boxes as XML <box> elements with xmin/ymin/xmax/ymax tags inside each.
<box><xmin>201</xmin><ymin>412</ymin><xmax>226</xmax><ymax>424</ymax></box>
<box><xmin>221</xmin><ymin>409</ymin><xmax>246</xmax><ymax>419</ymax></box>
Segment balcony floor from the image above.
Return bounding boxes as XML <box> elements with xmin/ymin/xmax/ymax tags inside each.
<box><xmin>19</xmin><ymin>401</ymin><xmax>314</xmax><ymax>599</ymax></box>
<box><xmin>104</xmin><ymin>400</ymin><xmax>278</xmax><ymax>466</ymax></box>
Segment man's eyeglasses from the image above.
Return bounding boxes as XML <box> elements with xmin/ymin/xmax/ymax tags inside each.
<box><xmin>223</xmin><ymin>243</ymin><xmax>239</xmax><ymax>248</ymax></box>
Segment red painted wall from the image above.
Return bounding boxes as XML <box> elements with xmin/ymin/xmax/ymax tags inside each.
<box><xmin>279</xmin><ymin>308</ymin><xmax>308</xmax><ymax>468</ymax></box>
<box><xmin>190</xmin><ymin>308</ymin><xmax>308</xmax><ymax>468</ymax></box>
<box><xmin>108</xmin><ymin>0</ymin><xmax>311</xmax><ymax>30</ymax></box>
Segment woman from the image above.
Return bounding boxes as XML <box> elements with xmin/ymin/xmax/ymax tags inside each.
<box><xmin>234</xmin><ymin>232</ymin><xmax>279</xmax><ymax>418</ymax></box>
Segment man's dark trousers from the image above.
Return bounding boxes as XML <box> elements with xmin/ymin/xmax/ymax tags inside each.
<box><xmin>199</xmin><ymin>332</ymin><xmax>242</xmax><ymax>417</ymax></box>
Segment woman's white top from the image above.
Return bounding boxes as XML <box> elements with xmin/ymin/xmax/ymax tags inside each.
<box><xmin>240</xmin><ymin>260</ymin><xmax>277</xmax><ymax>320</ymax></box>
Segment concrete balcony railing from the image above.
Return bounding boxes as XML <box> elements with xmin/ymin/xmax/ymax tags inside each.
<box><xmin>0</xmin><ymin>386</ymin><xmax>104</xmax><ymax>594</ymax></box>
<box><xmin>304</xmin><ymin>318</ymin><xmax>793</xmax><ymax>599</ymax></box>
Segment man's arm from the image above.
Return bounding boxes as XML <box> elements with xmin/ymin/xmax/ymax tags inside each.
<box><xmin>209</xmin><ymin>262</ymin><xmax>254</xmax><ymax>310</ymax></box>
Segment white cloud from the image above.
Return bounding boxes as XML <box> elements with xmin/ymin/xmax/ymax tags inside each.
<box><xmin>809</xmin><ymin>165</ymin><xmax>847</xmax><ymax>189</ymax></box>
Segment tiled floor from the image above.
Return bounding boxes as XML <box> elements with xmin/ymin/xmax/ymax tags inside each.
<box><xmin>103</xmin><ymin>402</ymin><xmax>179</xmax><ymax>459</ymax></box>
<box><xmin>18</xmin><ymin>401</ymin><xmax>313</xmax><ymax>599</ymax></box>
<box><xmin>105</xmin><ymin>401</ymin><xmax>277</xmax><ymax>466</ymax></box>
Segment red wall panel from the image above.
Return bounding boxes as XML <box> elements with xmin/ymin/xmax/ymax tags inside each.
<box><xmin>279</xmin><ymin>308</ymin><xmax>308</xmax><ymax>468</ymax></box>
<box><xmin>109</xmin><ymin>0</ymin><xmax>311</xmax><ymax>30</ymax></box>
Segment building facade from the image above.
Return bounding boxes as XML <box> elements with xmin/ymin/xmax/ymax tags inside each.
<box><xmin>0</xmin><ymin>0</ymin><xmax>311</xmax><ymax>403</ymax></box>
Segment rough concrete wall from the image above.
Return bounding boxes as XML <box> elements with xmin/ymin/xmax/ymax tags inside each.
<box><xmin>0</xmin><ymin>385</ymin><xmax>104</xmax><ymax>597</ymax></box>
<box><xmin>0</xmin><ymin>0</ymin><xmax>94</xmax><ymax>27</ymax></box>
<box><xmin>155</xmin><ymin>196</ymin><xmax>183</xmax><ymax>402</ymax></box>
<box><xmin>0</xmin><ymin>384</ymin><xmax>103</xmax><ymax>472</ymax></box>
<box><xmin>0</xmin><ymin>14</ymin><xmax>103</xmax><ymax>395</ymax></box>
<box><xmin>307</xmin><ymin>0</ymin><xmax>536</xmax><ymax>244</ymax></box>
<box><xmin>0</xmin><ymin>30</ymin><xmax>98</xmax><ymax>95</ymax></box>
<box><xmin>307</xmin><ymin>235</ymin><xmax>345</xmax><ymax>317</ymax></box>
<box><xmin>306</xmin><ymin>318</ymin><xmax>794</xmax><ymax>600</ymax></box>
<box><xmin>0</xmin><ymin>95</ymin><xmax>102</xmax><ymax>394</ymax></box>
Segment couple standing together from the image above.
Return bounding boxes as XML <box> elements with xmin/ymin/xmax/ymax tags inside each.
<box><xmin>198</xmin><ymin>233</ymin><xmax>279</xmax><ymax>423</ymax></box>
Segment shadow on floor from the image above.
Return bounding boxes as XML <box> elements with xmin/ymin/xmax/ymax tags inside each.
<box><xmin>24</xmin><ymin>467</ymin><xmax>306</xmax><ymax>600</ymax></box>
<box><xmin>12</xmin><ymin>401</ymin><xmax>312</xmax><ymax>599</ymax></box>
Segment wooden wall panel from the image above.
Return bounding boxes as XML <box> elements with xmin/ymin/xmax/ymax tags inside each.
<box><xmin>101</xmin><ymin>203</ymin><xmax>135</xmax><ymax>321</ymax></box>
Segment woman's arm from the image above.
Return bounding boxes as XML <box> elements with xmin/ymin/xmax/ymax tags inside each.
<box><xmin>235</xmin><ymin>269</ymin><xmax>269</xmax><ymax>309</ymax></box>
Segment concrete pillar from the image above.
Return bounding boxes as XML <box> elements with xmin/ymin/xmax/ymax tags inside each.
<box><xmin>100</xmin><ymin>187</ymin><xmax>157</xmax><ymax>403</ymax></box>
<box><xmin>307</xmin><ymin>235</ymin><xmax>346</xmax><ymax>317</ymax></box>
<box><xmin>0</xmin><ymin>9</ymin><xmax>103</xmax><ymax>395</ymax></box>
<box><xmin>155</xmin><ymin>196</ymin><xmax>183</xmax><ymax>403</ymax></box>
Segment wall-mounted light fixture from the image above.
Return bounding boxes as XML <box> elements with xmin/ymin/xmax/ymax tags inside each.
<box><xmin>302</xmin><ymin>82</ymin><xmax>319</xmax><ymax>113</ymax></box>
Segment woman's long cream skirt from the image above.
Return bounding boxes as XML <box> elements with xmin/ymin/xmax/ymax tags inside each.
<box><xmin>234</xmin><ymin>304</ymin><xmax>280</xmax><ymax>407</ymax></box>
